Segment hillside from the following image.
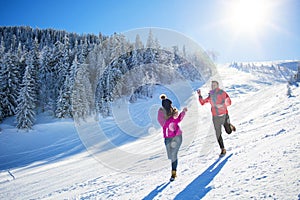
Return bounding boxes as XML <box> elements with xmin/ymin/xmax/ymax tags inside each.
<box><xmin>0</xmin><ymin>62</ymin><xmax>299</xmax><ymax>199</ymax></box>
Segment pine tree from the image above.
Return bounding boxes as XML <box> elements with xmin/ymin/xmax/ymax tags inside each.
<box><xmin>0</xmin><ymin>49</ymin><xmax>20</xmax><ymax>117</ymax></box>
<box><xmin>0</xmin><ymin>104</ymin><xmax>3</xmax><ymax>122</ymax></box>
<box><xmin>0</xmin><ymin>37</ymin><xmax>4</xmax><ymax>54</ymax></box>
<box><xmin>0</xmin><ymin>37</ymin><xmax>5</xmax><ymax>122</ymax></box>
<box><xmin>85</xmin><ymin>45</ymin><xmax>101</xmax><ymax>87</ymax></box>
<box><xmin>146</xmin><ymin>29</ymin><xmax>154</xmax><ymax>49</ymax></box>
<box><xmin>55</xmin><ymin>35</ymin><xmax>73</xmax><ymax>118</ymax></box>
<box><xmin>72</xmin><ymin>63</ymin><xmax>92</xmax><ymax>121</ymax></box>
<box><xmin>32</xmin><ymin>37</ymin><xmax>41</xmax><ymax>108</ymax></box>
<box><xmin>55</xmin><ymin>81</ymin><xmax>72</xmax><ymax>118</ymax></box>
<box><xmin>16</xmin><ymin>52</ymin><xmax>37</xmax><ymax>130</ymax></box>
<box><xmin>52</xmin><ymin>40</ymin><xmax>64</xmax><ymax>106</ymax></box>
<box><xmin>154</xmin><ymin>38</ymin><xmax>160</xmax><ymax>49</ymax></box>
<box><xmin>135</xmin><ymin>34</ymin><xmax>144</xmax><ymax>50</ymax></box>
<box><xmin>16</xmin><ymin>42</ymin><xmax>27</xmax><ymax>80</ymax></box>
<box><xmin>40</xmin><ymin>46</ymin><xmax>56</xmax><ymax>113</ymax></box>
<box><xmin>144</xmin><ymin>30</ymin><xmax>159</xmax><ymax>64</ymax></box>
<box><xmin>78</xmin><ymin>37</ymin><xmax>89</xmax><ymax>64</ymax></box>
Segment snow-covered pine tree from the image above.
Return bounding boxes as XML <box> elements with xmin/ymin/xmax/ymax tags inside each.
<box><xmin>117</xmin><ymin>34</ymin><xmax>129</xmax><ymax>57</ymax></box>
<box><xmin>135</xmin><ymin>34</ymin><xmax>144</xmax><ymax>50</ymax></box>
<box><xmin>32</xmin><ymin>37</ymin><xmax>41</xmax><ymax>108</ymax></box>
<box><xmin>84</xmin><ymin>45</ymin><xmax>106</xmax><ymax>114</ymax></box>
<box><xmin>16</xmin><ymin>52</ymin><xmax>37</xmax><ymax>130</ymax></box>
<box><xmin>0</xmin><ymin>48</ymin><xmax>20</xmax><ymax>117</ymax></box>
<box><xmin>71</xmin><ymin>80</ymin><xmax>84</xmax><ymax>122</ymax></box>
<box><xmin>78</xmin><ymin>37</ymin><xmax>89</xmax><ymax>64</ymax></box>
<box><xmin>131</xmin><ymin>38</ymin><xmax>145</xmax><ymax>68</ymax></box>
<box><xmin>69</xmin><ymin>54</ymin><xmax>78</xmax><ymax>89</ymax></box>
<box><xmin>0</xmin><ymin>37</ymin><xmax>4</xmax><ymax>54</ymax></box>
<box><xmin>55</xmin><ymin>35</ymin><xmax>73</xmax><ymax>118</ymax></box>
<box><xmin>52</xmin><ymin>40</ymin><xmax>64</xmax><ymax>106</ymax></box>
<box><xmin>144</xmin><ymin>30</ymin><xmax>158</xmax><ymax>64</ymax></box>
<box><xmin>40</xmin><ymin>46</ymin><xmax>57</xmax><ymax>113</ymax></box>
<box><xmin>69</xmin><ymin>39</ymin><xmax>78</xmax><ymax>66</ymax></box>
<box><xmin>85</xmin><ymin>45</ymin><xmax>102</xmax><ymax>86</ymax></box>
<box><xmin>0</xmin><ymin>38</ymin><xmax>4</xmax><ymax>122</ymax></box>
<box><xmin>146</xmin><ymin>29</ymin><xmax>154</xmax><ymax>49</ymax></box>
<box><xmin>154</xmin><ymin>38</ymin><xmax>161</xmax><ymax>50</ymax></box>
<box><xmin>16</xmin><ymin>42</ymin><xmax>27</xmax><ymax>80</ymax></box>
<box><xmin>72</xmin><ymin>63</ymin><xmax>92</xmax><ymax>121</ymax></box>
<box><xmin>0</xmin><ymin>103</ymin><xmax>3</xmax><ymax>123</ymax></box>
<box><xmin>130</xmin><ymin>49</ymin><xmax>139</xmax><ymax>68</ymax></box>
<box><xmin>110</xmin><ymin>67</ymin><xmax>123</xmax><ymax>100</ymax></box>
<box><xmin>55</xmin><ymin>81</ymin><xmax>72</xmax><ymax>118</ymax></box>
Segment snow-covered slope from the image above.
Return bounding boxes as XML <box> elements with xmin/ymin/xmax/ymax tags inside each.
<box><xmin>0</xmin><ymin>63</ymin><xmax>299</xmax><ymax>200</ymax></box>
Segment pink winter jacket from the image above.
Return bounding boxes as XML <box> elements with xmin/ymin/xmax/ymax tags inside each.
<box><xmin>157</xmin><ymin>108</ymin><xmax>186</xmax><ymax>138</ymax></box>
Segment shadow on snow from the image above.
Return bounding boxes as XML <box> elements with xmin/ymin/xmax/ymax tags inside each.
<box><xmin>142</xmin><ymin>182</ymin><xmax>171</xmax><ymax>200</ymax></box>
<box><xmin>174</xmin><ymin>153</ymin><xmax>233</xmax><ymax>200</ymax></box>
<box><xmin>141</xmin><ymin>154</ymin><xmax>232</xmax><ymax>200</ymax></box>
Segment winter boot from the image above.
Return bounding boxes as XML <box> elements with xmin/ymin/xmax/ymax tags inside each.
<box><xmin>220</xmin><ymin>148</ymin><xmax>226</xmax><ymax>157</ymax></box>
<box><xmin>230</xmin><ymin>124</ymin><xmax>236</xmax><ymax>132</ymax></box>
<box><xmin>170</xmin><ymin>170</ymin><xmax>177</xmax><ymax>182</ymax></box>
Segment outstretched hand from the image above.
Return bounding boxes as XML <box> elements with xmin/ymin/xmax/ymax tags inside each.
<box><xmin>183</xmin><ymin>107</ymin><xmax>188</xmax><ymax>112</ymax></box>
<box><xmin>197</xmin><ymin>89</ymin><xmax>201</xmax><ymax>95</ymax></box>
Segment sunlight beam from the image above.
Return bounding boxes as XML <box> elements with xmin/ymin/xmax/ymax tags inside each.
<box><xmin>226</xmin><ymin>0</ymin><xmax>272</xmax><ymax>36</ymax></box>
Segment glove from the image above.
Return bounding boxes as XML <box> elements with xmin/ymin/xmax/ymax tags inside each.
<box><xmin>197</xmin><ymin>89</ymin><xmax>201</xmax><ymax>95</ymax></box>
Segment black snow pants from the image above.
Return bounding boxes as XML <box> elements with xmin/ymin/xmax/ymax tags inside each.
<box><xmin>212</xmin><ymin>114</ymin><xmax>232</xmax><ymax>149</ymax></box>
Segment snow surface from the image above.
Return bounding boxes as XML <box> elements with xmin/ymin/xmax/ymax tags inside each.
<box><xmin>0</xmin><ymin>64</ymin><xmax>299</xmax><ymax>200</ymax></box>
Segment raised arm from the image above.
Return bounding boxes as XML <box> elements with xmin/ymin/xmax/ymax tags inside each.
<box><xmin>174</xmin><ymin>108</ymin><xmax>187</xmax><ymax>123</ymax></box>
<box><xmin>197</xmin><ymin>89</ymin><xmax>210</xmax><ymax>105</ymax></box>
<box><xmin>199</xmin><ymin>95</ymin><xmax>210</xmax><ymax>105</ymax></box>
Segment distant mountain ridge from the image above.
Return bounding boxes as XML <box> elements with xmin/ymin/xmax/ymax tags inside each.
<box><xmin>228</xmin><ymin>60</ymin><xmax>300</xmax><ymax>84</ymax></box>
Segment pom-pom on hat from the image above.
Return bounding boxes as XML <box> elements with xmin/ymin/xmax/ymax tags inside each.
<box><xmin>160</xmin><ymin>94</ymin><xmax>167</xmax><ymax>100</ymax></box>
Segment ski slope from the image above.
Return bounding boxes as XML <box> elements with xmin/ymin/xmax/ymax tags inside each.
<box><xmin>0</xmin><ymin>64</ymin><xmax>299</xmax><ymax>199</ymax></box>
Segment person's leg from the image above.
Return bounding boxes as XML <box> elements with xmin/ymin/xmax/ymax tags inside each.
<box><xmin>166</xmin><ymin>138</ymin><xmax>177</xmax><ymax>181</ymax></box>
<box><xmin>213</xmin><ymin>116</ymin><xmax>225</xmax><ymax>149</ymax></box>
<box><xmin>170</xmin><ymin>135</ymin><xmax>182</xmax><ymax>162</ymax></box>
<box><xmin>171</xmin><ymin>159</ymin><xmax>177</xmax><ymax>180</ymax></box>
<box><xmin>171</xmin><ymin>160</ymin><xmax>178</xmax><ymax>171</ymax></box>
<box><xmin>164</xmin><ymin>138</ymin><xmax>172</xmax><ymax>160</ymax></box>
<box><xmin>223</xmin><ymin>114</ymin><xmax>232</xmax><ymax>134</ymax></box>
<box><xmin>170</xmin><ymin>135</ymin><xmax>182</xmax><ymax>180</ymax></box>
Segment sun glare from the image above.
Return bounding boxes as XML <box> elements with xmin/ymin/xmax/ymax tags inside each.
<box><xmin>227</xmin><ymin>0</ymin><xmax>272</xmax><ymax>35</ymax></box>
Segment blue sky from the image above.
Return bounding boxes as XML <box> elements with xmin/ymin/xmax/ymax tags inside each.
<box><xmin>0</xmin><ymin>0</ymin><xmax>299</xmax><ymax>63</ymax></box>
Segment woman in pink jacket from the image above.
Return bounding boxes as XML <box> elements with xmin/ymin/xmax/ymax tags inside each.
<box><xmin>157</xmin><ymin>94</ymin><xmax>187</xmax><ymax>181</ymax></box>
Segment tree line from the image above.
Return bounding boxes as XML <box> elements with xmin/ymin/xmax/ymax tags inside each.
<box><xmin>0</xmin><ymin>26</ymin><xmax>212</xmax><ymax>130</ymax></box>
